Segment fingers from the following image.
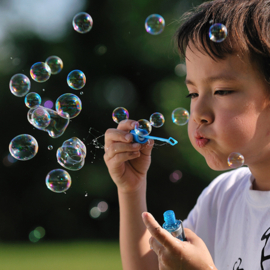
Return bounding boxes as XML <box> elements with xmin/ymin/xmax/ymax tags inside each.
<box><xmin>142</xmin><ymin>212</ymin><xmax>175</xmax><ymax>250</ymax></box>
<box><xmin>117</xmin><ymin>119</ymin><xmax>138</xmax><ymax>131</ymax></box>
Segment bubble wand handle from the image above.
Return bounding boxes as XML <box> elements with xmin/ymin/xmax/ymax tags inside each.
<box><xmin>130</xmin><ymin>130</ymin><xmax>178</xmax><ymax>146</ymax></box>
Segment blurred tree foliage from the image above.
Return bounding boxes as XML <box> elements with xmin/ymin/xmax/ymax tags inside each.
<box><xmin>0</xmin><ymin>0</ymin><xmax>224</xmax><ymax>242</ymax></box>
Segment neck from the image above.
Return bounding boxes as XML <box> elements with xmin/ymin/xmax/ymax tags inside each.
<box><xmin>249</xmin><ymin>162</ymin><xmax>270</xmax><ymax>191</ymax></box>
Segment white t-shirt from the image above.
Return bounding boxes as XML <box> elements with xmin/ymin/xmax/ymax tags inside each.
<box><xmin>183</xmin><ymin>167</ymin><xmax>270</xmax><ymax>270</ymax></box>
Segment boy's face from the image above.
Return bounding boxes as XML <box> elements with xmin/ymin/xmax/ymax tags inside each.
<box><xmin>186</xmin><ymin>43</ymin><xmax>270</xmax><ymax>170</ymax></box>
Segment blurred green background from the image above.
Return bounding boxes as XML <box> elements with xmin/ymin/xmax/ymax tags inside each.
<box><xmin>0</xmin><ymin>0</ymin><xmax>222</xmax><ymax>269</ymax></box>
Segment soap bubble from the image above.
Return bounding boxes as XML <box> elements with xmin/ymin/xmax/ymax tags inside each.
<box><xmin>57</xmin><ymin>137</ymin><xmax>86</xmax><ymax>171</ymax></box>
<box><xmin>135</xmin><ymin>119</ymin><xmax>152</xmax><ymax>136</ymax></box>
<box><xmin>227</xmin><ymin>152</ymin><xmax>244</xmax><ymax>168</ymax></box>
<box><xmin>48</xmin><ymin>145</ymin><xmax>53</xmax><ymax>150</ymax></box>
<box><xmin>24</xmin><ymin>92</ymin><xmax>41</xmax><ymax>108</ymax></box>
<box><xmin>45</xmin><ymin>169</ymin><xmax>72</xmax><ymax>193</ymax></box>
<box><xmin>30</xmin><ymin>62</ymin><xmax>51</xmax><ymax>82</ymax></box>
<box><xmin>145</xmin><ymin>14</ymin><xmax>165</xmax><ymax>35</ymax></box>
<box><xmin>9</xmin><ymin>134</ymin><xmax>38</xmax><ymax>161</ymax></box>
<box><xmin>32</xmin><ymin>106</ymin><xmax>51</xmax><ymax>129</ymax></box>
<box><xmin>209</xmin><ymin>23</ymin><xmax>228</xmax><ymax>43</ymax></box>
<box><xmin>112</xmin><ymin>107</ymin><xmax>129</xmax><ymax>123</ymax></box>
<box><xmin>28</xmin><ymin>106</ymin><xmax>69</xmax><ymax>138</ymax></box>
<box><xmin>55</xmin><ymin>93</ymin><xmax>82</xmax><ymax>119</ymax></box>
<box><xmin>150</xmin><ymin>112</ymin><xmax>165</xmax><ymax>128</ymax></box>
<box><xmin>9</xmin><ymin>74</ymin><xmax>31</xmax><ymax>97</ymax></box>
<box><xmin>172</xmin><ymin>108</ymin><xmax>189</xmax><ymax>126</ymax></box>
<box><xmin>45</xmin><ymin>56</ymin><xmax>63</xmax><ymax>75</ymax></box>
<box><xmin>67</xmin><ymin>70</ymin><xmax>86</xmax><ymax>90</ymax></box>
<box><xmin>73</xmin><ymin>12</ymin><xmax>93</xmax><ymax>34</ymax></box>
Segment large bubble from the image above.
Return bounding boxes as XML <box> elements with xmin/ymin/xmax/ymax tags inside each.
<box><xmin>172</xmin><ymin>108</ymin><xmax>190</xmax><ymax>126</ymax></box>
<box><xmin>112</xmin><ymin>107</ymin><xmax>129</xmax><ymax>124</ymax></box>
<box><xmin>134</xmin><ymin>119</ymin><xmax>152</xmax><ymax>136</ymax></box>
<box><xmin>72</xmin><ymin>12</ymin><xmax>93</xmax><ymax>34</ymax></box>
<box><xmin>145</xmin><ymin>14</ymin><xmax>165</xmax><ymax>35</ymax></box>
<box><xmin>28</xmin><ymin>106</ymin><xmax>69</xmax><ymax>138</ymax></box>
<box><xmin>24</xmin><ymin>92</ymin><xmax>41</xmax><ymax>108</ymax></box>
<box><xmin>9</xmin><ymin>74</ymin><xmax>31</xmax><ymax>97</ymax></box>
<box><xmin>30</xmin><ymin>62</ymin><xmax>51</xmax><ymax>83</ymax></box>
<box><xmin>67</xmin><ymin>70</ymin><xmax>86</xmax><ymax>90</ymax></box>
<box><xmin>9</xmin><ymin>134</ymin><xmax>38</xmax><ymax>161</ymax></box>
<box><xmin>45</xmin><ymin>56</ymin><xmax>63</xmax><ymax>75</ymax></box>
<box><xmin>45</xmin><ymin>169</ymin><xmax>72</xmax><ymax>193</ymax></box>
<box><xmin>55</xmin><ymin>93</ymin><xmax>82</xmax><ymax>119</ymax></box>
<box><xmin>57</xmin><ymin>137</ymin><xmax>86</xmax><ymax>171</ymax></box>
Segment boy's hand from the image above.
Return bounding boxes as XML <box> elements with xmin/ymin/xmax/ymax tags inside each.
<box><xmin>142</xmin><ymin>212</ymin><xmax>217</xmax><ymax>270</ymax></box>
<box><xmin>104</xmin><ymin>120</ymin><xmax>154</xmax><ymax>193</ymax></box>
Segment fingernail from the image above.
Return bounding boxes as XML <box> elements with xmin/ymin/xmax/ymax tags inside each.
<box><xmin>132</xmin><ymin>143</ymin><xmax>140</xmax><ymax>148</ymax></box>
<box><xmin>125</xmin><ymin>134</ymin><xmax>133</xmax><ymax>141</ymax></box>
<box><xmin>131</xmin><ymin>121</ymin><xmax>139</xmax><ymax>128</ymax></box>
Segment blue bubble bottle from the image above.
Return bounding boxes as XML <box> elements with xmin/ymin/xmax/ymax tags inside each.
<box><xmin>163</xmin><ymin>210</ymin><xmax>186</xmax><ymax>241</ymax></box>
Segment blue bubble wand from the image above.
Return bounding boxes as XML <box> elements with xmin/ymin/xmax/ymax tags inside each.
<box><xmin>130</xmin><ymin>129</ymin><xmax>178</xmax><ymax>146</ymax></box>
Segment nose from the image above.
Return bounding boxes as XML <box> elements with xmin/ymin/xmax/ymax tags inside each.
<box><xmin>191</xmin><ymin>96</ymin><xmax>214</xmax><ymax>125</ymax></box>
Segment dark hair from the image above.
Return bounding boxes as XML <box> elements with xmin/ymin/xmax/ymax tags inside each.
<box><xmin>175</xmin><ymin>0</ymin><xmax>270</xmax><ymax>84</ymax></box>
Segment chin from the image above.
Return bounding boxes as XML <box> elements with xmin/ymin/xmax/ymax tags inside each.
<box><xmin>204</xmin><ymin>155</ymin><xmax>230</xmax><ymax>171</ymax></box>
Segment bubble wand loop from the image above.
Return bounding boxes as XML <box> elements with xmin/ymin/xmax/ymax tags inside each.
<box><xmin>130</xmin><ymin>130</ymin><xmax>178</xmax><ymax>146</ymax></box>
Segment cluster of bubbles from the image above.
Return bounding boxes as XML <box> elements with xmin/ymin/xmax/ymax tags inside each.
<box><xmin>209</xmin><ymin>23</ymin><xmax>228</xmax><ymax>43</ymax></box>
<box><xmin>57</xmin><ymin>137</ymin><xmax>87</xmax><ymax>171</ymax></box>
<box><xmin>112</xmin><ymin>107</ymin><xmax>190</xmax><ymax>139</ymax></box>
<box><xmin>145</xmin><ymin>14</ymin><xmax>165</xmax><ymax>35</ymax></box>
<box><xmin>8</xmin><ymin>22</ymin><xmax>89</xmax><ymax>194</ymax></box>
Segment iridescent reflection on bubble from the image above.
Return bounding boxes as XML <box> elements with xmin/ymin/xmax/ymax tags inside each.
<box><xmin>28</xmin><ymin>106</ymin><xmax>69</xmax><ymax>138</ymax></box>
<box><xmin>45</xmin><ymin>56</ymin><xmax>63</xmax><ymax>75</ymax></box>
<box><xmin>45</xmin><ymin>169</ymin><xmax>71</xmax><ymax>193</ymax></box>
<box><xmin>30</xmin><ymin>62</ymin><xmax>51</xmax><ymax>83</ymax></box>
<box><xmin>209</xmin><ymin>23</ymin><xmax>228</xmax><ymax>43</ymax></box>
<box><xmin>25</xmin><ymin>92</ymin><xmax>41</xmax><ymax>108</ymax></box>
<box><xmin>55</xmin><ymin>93</ymin><xmax>82</xmax><ymax>119</ymax></box>
<box><xmin>73</xmin><ymin>12</ymin><xmax>93</xmax><ymax>34</ymax></box>
<box><xmin>9</xmin><ymin>74</ymin><xmax>31</xmax><ymax>97</ymax></box>
<box><xmin>172</xmin><ymin>108</ymin><xmax>189</xmax><ymax>126</ymax></box>
<box><xmin>67</xmin><ymin>70</ymin><xmax>86</xmax><ymax>90</ymax></box>
<box><xmin>134</xmin><ymin>119</ymin><xmax>152</xmax><ymax>136</ymax></box>
<box><xmin>150</xmin><ymin>112</ymin><xmax>165</xmax><ymax>128</ymax></box>
<box><xmin>227</xmin><ymin>152</ymin><xmax>244</xmax><ymax>168</ymax></box>
<box><xmin>145</xmin><ymin>14</ymin><xmax>165</xmax><ymax>35</ymax></box>
<box><xmin>9</xmin><ymin>134</ymin><xmax>38</xmax><ymax>161</ymax></box>
<box><xmin>57</xmin><ymin>137</ymin><xmax>86</xmax><ymax>171</ymax></box>
<box><xmin>112</xmin><ymin>107</ymin><xmax>129</xmax><ymax>123</ymax></box>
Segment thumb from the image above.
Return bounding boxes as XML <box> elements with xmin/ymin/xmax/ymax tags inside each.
<box><xmin>140</xmin><ymin>139</ymin><xmax>154</xmax><ymax>156</ymax></box>
<box><xmin>183</xmin><ymin>228</ymin><xmax>202</xmax><ymax>244</ymax></box>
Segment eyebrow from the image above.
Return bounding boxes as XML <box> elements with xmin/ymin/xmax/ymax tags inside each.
<box><xmin>185</xmin><ymin>74</ymin><xmax>239</xmax><ymax>86</ymax></box>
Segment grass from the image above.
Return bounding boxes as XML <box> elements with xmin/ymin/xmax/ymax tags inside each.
<box><xmin>0</xmin><ymin>241</ymin><xmax>122</xmax><ymax>270</ymax></box>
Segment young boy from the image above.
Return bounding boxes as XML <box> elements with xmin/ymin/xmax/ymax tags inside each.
<box><xmin>104</xmin><ymin>0</ymin><xmax>270</xmax><ymax>269</ymax></box>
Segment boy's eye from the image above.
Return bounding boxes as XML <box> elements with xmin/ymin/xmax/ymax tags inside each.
<box><xmin>186</xmin><ymin>93</ymin><xmax>198</xmax><ymax>99</ymax></box>
<box><xmin>214</xmin><ymin>90</ymin><xmax>233</xmax><ymax>96</ymax></box>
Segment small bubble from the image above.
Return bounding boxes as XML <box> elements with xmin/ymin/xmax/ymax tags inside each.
<box><xmin>45</xmin><ymin>169</ymin><xmax>71</xmax><ymax>193</ymax></box>
<box><xmin>48</xmin><ymin>145</ymin><xmax>53</xmax><ymax>150</ymax></box>
<box><xmin>209</xmin><ymin>23</ymin><xmax>228</xmax><ymax>43</ymax></box>
<box><xmin>172</xmin><ymin>108</ymin><xmax>189</xmax><ymax>126</ymax></box>
<box><xmin>134</xmin><ymin>119</ymin><xmax>152</xmax><ymax>136</ymax></box>
<box><xmin>67</xmin><ymin>70</ymin><xmax>86</xmax><ymax>90</ymax></box>
<box><xmin>80</xmin><ymin>91</ymin><xmax>84</xmax><ymax>95</ymax></box>
<box><xmin>73</xmin><ymin>12</ymin><xmax>93</xmax><ymax>34</ymax></box>
<box><xmin>68</xmin><ymin>208</ymin><xmax>71</xmax><ymax>210</ymax></box>
<box><xmin>112</xmin><ymin>107</ymin><xmax>129</xmax><ymax>123</ymax></box>
<box><xmin>42</xmin><ymin>89</ymin><xmax>45</xmax><ymax>91</ymax></box>
<box><xmin>30</xmin><ymin>62</ymin><xmax>51</xmax><ymax>83</ymax></box>
<box><xmin>150</xmin><ymin>112</ymin><xmax>165</xmax><ymax>128</ymax></box>
<box><xmin>9</xmin><ymin>74</ymin><xmax>31</xmax><ymax>97</ymax></box>
<box><xmin>85</xmin><ymin>191</ymin><xmax>88</xmax><ymax>197</ymax></box>
<box><xmin>45</xmin><ymin>56</ymin><xmax>63</xmax><ymax>75</ymax></box>
<box><xmin>145</xmin><ymin>14</ymin><xmax>165</xmax><ymax>35</ymax></box>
